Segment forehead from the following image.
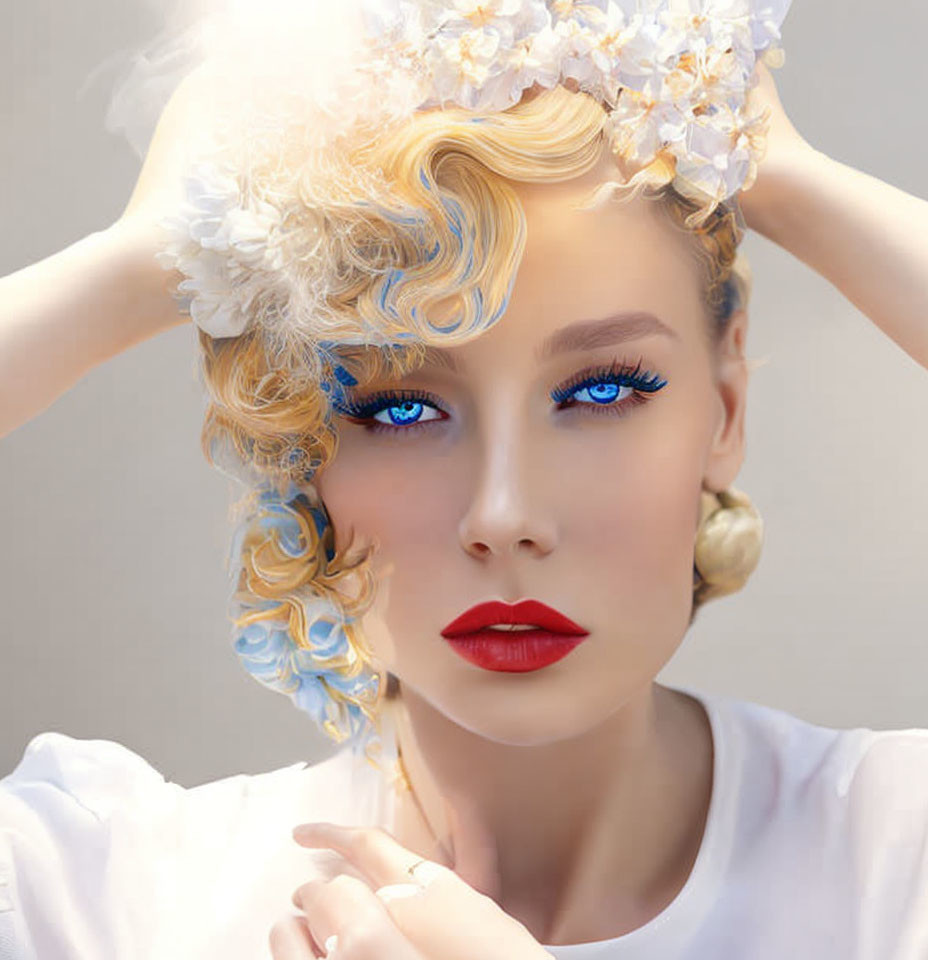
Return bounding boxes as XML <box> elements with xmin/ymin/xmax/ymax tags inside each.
<box><xmin>341</xmin><ymin>161</ymin><xmax>706</xmax><ymax>377</ymax></box>
<box><xmin>511</xmin><ymin>166</ymin><xmax>700</xmax><ymax>326</ymax></box>
<box><xmin>434</xmin><ymin>164</ymin><xmax>704</xmax><ymax>365</ymax></box>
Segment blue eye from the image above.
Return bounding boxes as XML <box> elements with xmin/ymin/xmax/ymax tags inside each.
<box><xmin>372</xmin><ymin>399</ymin><xmax>443</xmax><ymax>427</ymax></box>
<box><xmin>332</xmin><ymin>389</ymin><xmax>448</xmax><ymax>434</ymax></box>
<box><xmin>569</xmin><ymin>382</ymin><xmax>628</xmax><ymax>405</ymax></box>
<box><xmin>550</xmin><ymin>358</ymin><xmax>668</xmax><ymax>414</ymax></box>
<box><xmin>333</xmin><ymin>356</ymin><xmax>668</xmax><ymax>434</ymax></box>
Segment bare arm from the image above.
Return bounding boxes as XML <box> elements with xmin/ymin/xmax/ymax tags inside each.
<box><xmin>747</xmin><ymin>147</ymin><xmax>928</xmax><ymax>371</ymax></box>
<box><xmin>740</xmin><ymin>62</ymin><xmax>928</xmax><ymax>371</ymax></box>
<box><xmin>0</xmin><ymin>65</ymin><xmax>230</xmax><ymax>439</ymax></box>
<box><xmin>0</xmin><ymin>223</ymin><xmax>186</xmax><ymax>439</ymax></box>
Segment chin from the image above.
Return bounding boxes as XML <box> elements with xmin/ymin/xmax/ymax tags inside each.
<box><xmin>428</xmin><ymin>679</ymin><xmax>615</xmax><ymax>747</ymax></box>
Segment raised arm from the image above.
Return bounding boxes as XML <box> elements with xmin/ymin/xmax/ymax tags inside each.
<box><xmin>0</xmin><ymin>66</ymin><xmax>226</xmax><ymax>440</ymax></box>
<box><xmin>740</xmin><ymin>62</ymin><xmax>928</xmax><ymax>371</ymax></box>
<box><xmin>0</xmin><ymin>224</ymin><xmax>185</xmax><ymax>439</ymax></box>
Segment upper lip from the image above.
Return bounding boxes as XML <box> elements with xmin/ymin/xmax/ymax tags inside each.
<box><xmin>440</xmin><ymin>599</ymin><xmax>589</xmax><ymax>638</ymax></box>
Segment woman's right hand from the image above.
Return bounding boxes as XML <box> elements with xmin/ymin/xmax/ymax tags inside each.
<box><xmin>111</xmin><ymin>64</ymin><xmax>230</xmax><ymax>325</ymax></box>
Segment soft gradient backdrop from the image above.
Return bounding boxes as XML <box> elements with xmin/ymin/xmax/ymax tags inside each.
<box><xmin>2</xmin><ymin>0</ymin><xmax>927</xmax><ymax>785</ymax></box>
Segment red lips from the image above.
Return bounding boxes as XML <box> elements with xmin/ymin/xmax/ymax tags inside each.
<box><xmin>439</xmin><ymin>599</ymin><xmax>589</xmax><ymax>673</ymax></box>
<box><xmin>440</xmin><ymin>599</ymin><xmax>589</xmax><ymax>638</ymax></box>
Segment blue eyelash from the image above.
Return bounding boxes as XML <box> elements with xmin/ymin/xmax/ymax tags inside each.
<box><xmin>549</xmin><ymin>357</ymin><xmax>667</xmax><ymax>406</ymax></box>
<box><xmin>331</xmin><ymin>388</ymin><xmax>449</xmax><ymax>432</ymax></box>
<box><xmin>332</xmin><ymin>357</ymin><xmax>668</xmax><ymax>433</ymax></box>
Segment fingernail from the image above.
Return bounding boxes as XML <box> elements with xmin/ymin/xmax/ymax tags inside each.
<box><xmin>407</xmin><ymin>861</ymin><xmax>447</xmax><ymax>887</ymax></box>
<box><xmin>375</xmin><ymin>883</ymin><xmax>424</xmax><ymax>903</ymax></box>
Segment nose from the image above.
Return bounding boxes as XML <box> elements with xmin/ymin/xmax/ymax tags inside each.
<box><xmin>457</xmin><ymin>416</ymin><xmax>558</xmax><ymax>561</ymax></box>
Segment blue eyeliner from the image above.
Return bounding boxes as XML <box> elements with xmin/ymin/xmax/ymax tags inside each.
<box><xmin>331</xmin><ymin>356</ymin><xmax>668</xmax><ymax>431</ymax></box>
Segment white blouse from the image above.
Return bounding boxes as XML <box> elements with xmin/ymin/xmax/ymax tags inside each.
<box><xmin>2</xmin><ymin>685</ymin><xmax>928</xmax><ymax>960</ymax></box>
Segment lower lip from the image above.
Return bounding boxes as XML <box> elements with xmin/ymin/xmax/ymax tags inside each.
<box><xmin>442</xmin><ymin>629</ymin><xmax>588</xmax><ymax>672</ymax></box>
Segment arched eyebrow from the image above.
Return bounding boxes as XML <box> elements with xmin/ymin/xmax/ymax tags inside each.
<box><xmin>415</xmin><ymin>311</ymin><xmax>678</xmax><ymax>373</ymax></box>
<box><xmin>534</xmin><ymin>311</ymin><xmax>680</xmax><ymax>361</ymax></box>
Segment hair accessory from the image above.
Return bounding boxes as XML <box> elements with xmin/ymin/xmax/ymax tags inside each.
<box><xmin>693</xmin><ymin>485</ymin><xmax>764</xmax><ymax>605</ymax></box>
<box><xmin>111</xmin><ymin>1</ymin><xmax>785</xmax><ymax>754</ymax></box>
<box><xmin>142</xmin><ymin>0</ymin><xmax>793</xmax><ymax>340</ymax></box>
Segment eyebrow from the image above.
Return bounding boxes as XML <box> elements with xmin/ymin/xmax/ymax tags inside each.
<box><xmin>414</xmin><ymin>311</ymin><xmax>679</xmax><ymax>373</ymax></box>
<box><xmin>535</xmin><ymin>311</ymin><xmax>679</xmax><ymax>361</ymax></box>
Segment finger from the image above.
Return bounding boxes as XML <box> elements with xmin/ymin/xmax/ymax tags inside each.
<box><xmin>268</xmin><ymin>912</ymin><xmax>320</xmax><ymax>959</ymax></box>
<box><xmin>292</xmin><ymin>823</ymin><xmax>451</xmax><ymax>890</ymax></box>
<box><xmin>292</xmin><ymin>874</ymin><xmax>422</xmax><ymax>960</ymax></box>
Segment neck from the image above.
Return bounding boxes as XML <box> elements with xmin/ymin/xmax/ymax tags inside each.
<box><xmin>385</xmin><ymin>681</ymin><xmax>713</xmax><ymax>946</ymax></box>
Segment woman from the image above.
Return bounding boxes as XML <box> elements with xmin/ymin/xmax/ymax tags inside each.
<box><xmin>2</xmin><ymin>2</ymin><xmax>928</xmax><ymax>958</ymax></box>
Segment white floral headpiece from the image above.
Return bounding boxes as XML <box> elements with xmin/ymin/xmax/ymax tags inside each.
<box><xmin>155</xmin><ymin>0</ymin><xmax>793</xmax><ymax>340</ymax></box>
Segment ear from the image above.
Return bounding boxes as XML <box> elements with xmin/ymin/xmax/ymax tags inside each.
<box><xmin>702</xmin><ymin>308</ymin><xmax>749</xmax><ymax>493</ymax></box>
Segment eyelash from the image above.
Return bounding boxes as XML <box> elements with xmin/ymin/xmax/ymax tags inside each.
<box><xmin>332</xmin><ymin>356</ymin><xmax>668</xmax><ymax>435</ymax></box>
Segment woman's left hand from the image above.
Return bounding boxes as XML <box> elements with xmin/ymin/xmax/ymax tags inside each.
<box><xmin>738</xmin><ymin>57</ymin><xmax>819</xmax><ymax>234</ymax></box>
<box><xmin>269</xmin><ymin>822</ymin><xmax>554</xmax><ymax>960</ymax></box>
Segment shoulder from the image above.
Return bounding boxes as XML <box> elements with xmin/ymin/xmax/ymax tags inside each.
<box><xmin>1</xmin><ymin>730</ymin><xmax>179</xmax><ymax>822</ymax></box>
<box><xmin>0</xmin><ymin>731</ymin><xmax>363</xmax><ymax>958</ymax></box>
<box><xmin>0</xmin><ymin>732</ymin><xmax>182</xmax><ymax>958</ymax></box>
<box><xmin>719</xmin><ymin>694</ymin><xmax>928</xmax><ymax>805</ymax></box>
<box><xmin>0</xmin><ymin>729</ymin><xmax>363</xmax><ymax>839</ymax></box>
<box><xmin>709</xmin><ymin>693</ymin><xmax>928</xmax><ymax>896</ymax></box>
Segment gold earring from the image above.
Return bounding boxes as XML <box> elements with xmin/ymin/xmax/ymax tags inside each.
<box><xmin>693</xmin><ymin>486</ymin><xmax>764</xmax><ymax>605</ymax></box>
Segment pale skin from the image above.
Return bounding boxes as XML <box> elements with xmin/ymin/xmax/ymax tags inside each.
<box><xmin>2</xmin><ymin>60</ymin><xmax>928</xmax><ymax>959</ymax></box>
<box><xmin>313</xmin><ymin>149</ymin><xmax>735</xmax><ymax>948</ymax></box>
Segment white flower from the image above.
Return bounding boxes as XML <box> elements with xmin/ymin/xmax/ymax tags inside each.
<box><xmin>508</xmin><ymin>22</ymin><xmax>563</xmax><ymax>89</ymax></box>
<box><xmin>157</xmin><ymin>0</ymin><xmax>795</xmax><ymax>345</ymax></box>
<box><xmin>426</xmin><ymin>0</ymin><xmax>550</xmax><ymax>107</ymax></box>
<box><xmin>607</xmin><ymin>94</ymin><xmax>662</xmax><ymax>164</ymax></box>
<box><xmin>451</xmin><ymin>0</ymin><xmax>529</xmax><ymax>24</ymax></box>
<box><xmin>554</xmin><ymin>15</ymin><xmax>602</xmax><ymax>87</ymax></box>
<box><xmin>157</xmin><ymin>161</ymin><xmax>284</xmax><ymax>339</ymax></box>
<box><xmin>671</xmin><ymin>105</ymin><xmax>743</xmax><ymax>202</ymax></box>
<box><xmin>433</xmin><ymin>25</ymin><xmax>502</xmax><ymax>88</ymax></box>
<box><xmin>588</xmin><ymin>2</ymin><xmax>632</xmax><ymax>75</ymax></box>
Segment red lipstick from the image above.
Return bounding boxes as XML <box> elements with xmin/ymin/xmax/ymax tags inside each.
<box><xmin>440</xmin><ymin>599</ymin><xmax>589</xmax><ymax>673</ymax></box>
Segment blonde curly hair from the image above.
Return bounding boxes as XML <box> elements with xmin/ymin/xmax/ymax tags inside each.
<box><xmin>196</xmin><ymin>84</ymin><xmax>753</xmax><ymax>763</ymax></box>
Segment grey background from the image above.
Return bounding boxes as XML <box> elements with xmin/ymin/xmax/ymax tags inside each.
<box><xmin>2</xmin><ymin>1</ymin><xmax>927</xmax><ymax>787</ymax></box>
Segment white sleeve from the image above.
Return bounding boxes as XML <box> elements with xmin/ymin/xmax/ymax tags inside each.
<box><xmin>843</xmin><ymin>729</ymin><xmax>928</xmax><ymax>960</ymax></box>
<box><xmin>0</xmin><ymin>731</ymin><xmax>180</xmax><ymax>960</ymax></box>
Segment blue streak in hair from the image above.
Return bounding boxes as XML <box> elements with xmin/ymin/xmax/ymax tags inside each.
<box><xmin>471</xmin><ymin>285</ymin><xmax>485</xmax><ymax>329</ymax></box>
<box><xmin>383</xmin><ymin>208</ymin><xmax>426</xmax><ymax>227</ymax></box>
<box><xmin>333</xmin><ymin>364</ymin><xmax>357</xmax><ymax>386</ymax></box>
<box><xmin>430</xmin><ymin>316</ymin><xmax>462</xmax><ymax>334</ymax></box>
<box><xmin>440</xmin><ymin>196</ymin><xmax>465</xmax><ymax>250</ymax></box>
<box><xmin>378</xmin><ymin>267</ymin><xmax>404</xmax><ymax>319</ymax></box>
<box><xmin>461</xmin><ymin>233</ymin><xmax>476</xmax><ymax>281</ymax></box>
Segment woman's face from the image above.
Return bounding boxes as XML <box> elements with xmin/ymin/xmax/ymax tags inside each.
<box><xmin>315</xmin><ymin>156</ymin><xmax>748</xmax><ymax>746</ymax></box>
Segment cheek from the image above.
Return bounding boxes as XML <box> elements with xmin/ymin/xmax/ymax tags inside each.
<box><xmin>315</xmin><ymin>440</ymin><xmax>457</xmax><ymax>563</ymax></box>
<box><xmin>561</xmin><ymin>404</ymin><xmax>710</xmax><ymax>598</ymax></box>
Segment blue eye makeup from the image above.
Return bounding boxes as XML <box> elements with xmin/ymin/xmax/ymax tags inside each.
<box><xmin>333</xmin><ymin>388</ymin><xmax>450</xmax><ymax>434</ymax></box>
<box><xmin>549</xmin><ymin>357</ymin><xmax>667</xmax><ymax>414</ymax></box>
<box><xmin>332</xmin><ymin>355</ymin><xmax>668</xmax><ymax>434</ymax></box>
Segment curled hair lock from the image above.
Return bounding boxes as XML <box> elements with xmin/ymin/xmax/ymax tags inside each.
<box><xmin>200</xmin><ymin>85</ymin><xmax>761</xmax><ymax>766</ymax></box>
